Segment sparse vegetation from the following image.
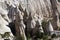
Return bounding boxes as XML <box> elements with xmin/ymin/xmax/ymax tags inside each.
<box><xmin>42</xmin><ymin>20</ymin><xmax>48</xmax><ymax>35</ymax></box>
<box><xmin>58</xmin><ymin>0</ymin><xmax>60</xmax><ymax>2</ymax></box>
<box><xmin>51</xmin><ymin>34</ymin><xmax>56</xmax><ymax>38</ymax></box>
<box><xmin>0</xmin><ymin>32</ymin><xmax>10</xmax><ymax>38</ymax></box>
<box><xmin>27</xmin><ymin>33</ymin><xmax>31</xmax><ymax>40</ymax></box>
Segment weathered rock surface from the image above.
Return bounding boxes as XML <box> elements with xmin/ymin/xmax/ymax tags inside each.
<box><xmin>0</xmin><ymin>0</ymin><xmax>60</xmax><ymax>40</ymax></box>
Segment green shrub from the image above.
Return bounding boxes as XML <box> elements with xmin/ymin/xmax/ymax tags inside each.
<box><xmin>51</xmin><ymin>34</ymin><xmax>56</xmax><ymax>38</ymax></box>
<box><xmin>43</xmin><ymin>35</ymin><xmax>48</xmax><ymax>40</ymax></box>
<box><xmin>41</xmin><ymin>20</ymin><xmax>48</xmax><ymax>35</ymax></box>
<box><xmin>27</xmin><ymin>33</ymin><xmax>31</xmax><ymax>40</ymax></box>
<box><xmin>35</xmin><ymin>31</ymin><xmax>44</xmax><ymax>39</ymax></box>
<box><xmin>58</xmin><ymin>0</ymin><xmax>60</xmax><ymax>2</ymax></box>
<box><xmin>1</xmin><ymin>32</ymin><xmax>10</xmax><ymax>38</ymax></box>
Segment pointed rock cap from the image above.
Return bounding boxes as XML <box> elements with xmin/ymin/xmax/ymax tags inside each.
<box><xmin>49</xmin><ymin>21</ymin><xmax>54</xmax><ymax>32</ymax></box>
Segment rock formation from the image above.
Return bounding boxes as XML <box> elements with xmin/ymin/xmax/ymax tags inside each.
<box><xmin>0</xmin><ymin>0</ymin><xmax>60</xmax><ymax>40</ymax></box>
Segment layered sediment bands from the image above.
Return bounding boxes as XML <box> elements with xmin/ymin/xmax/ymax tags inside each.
<box><xmin>0</xmin><ymin>0</ymin><xmax>60</xmax><ymax>40</ymax></box>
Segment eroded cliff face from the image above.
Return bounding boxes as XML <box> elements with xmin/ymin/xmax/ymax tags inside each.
<box><xmin>0</xmin><ymin>0</ymin><xmax>60</xmax><ymax>40</ymax></box>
